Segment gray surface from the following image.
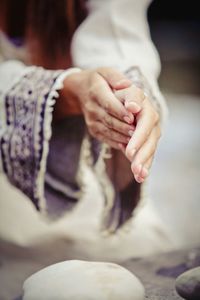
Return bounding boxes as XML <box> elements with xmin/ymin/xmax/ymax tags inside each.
<box><xmin>176</xmin><ymin>266</ymin><xmax>200</xmax><ymax>300</ymax></box>
<box><xmin>122</xmin><ymin>93</ymin><xmax>200</xmax><ymax>299</ymax></box>
<box><xmin>122</xmin><ymin>247</ymin><xmax>200</xmax><ymax>300</ymax></box>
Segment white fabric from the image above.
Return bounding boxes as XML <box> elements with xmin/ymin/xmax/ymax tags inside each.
<box><xmin>71</xmin><ymin>0</ymin><xmax>168</xmax><ymax>121</ymax></box>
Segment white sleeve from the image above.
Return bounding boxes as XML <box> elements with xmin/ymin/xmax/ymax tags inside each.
<box><xmin>71</xmin><ymin>0</ymin><xmax>168</xmax><ymax>122</ymax></box>
<box><xmin>0</xmin><ymin>60</ymin><xmax>80</xmax><ymax>212</ymax></box>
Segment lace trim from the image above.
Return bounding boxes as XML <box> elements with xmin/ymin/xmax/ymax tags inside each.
<box><xmin>87</xmin><ymin>67</ymin><xmax>158</xmax><ymax>234</ymax></box>
<box><xmin>0</xmin><ymin>66</ymin><xmax>81</xmax><ymax>212</ymax></box>
<box><xmin>125</xmin><ymin>66</ymin><xmax>161</xmax><ymax>115</ymax></box>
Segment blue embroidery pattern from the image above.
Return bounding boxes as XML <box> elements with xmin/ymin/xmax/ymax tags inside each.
<box><xmin>125</xmin><ymin>66</ymin><xmax>161</xmax><ymax>114</ymax></box>
<box><xmin>0</xmin><ymin>68</ymin><xmax>62</xmax><ymax>210</ymax></box>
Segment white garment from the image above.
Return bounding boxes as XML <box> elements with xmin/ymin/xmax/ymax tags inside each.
<box><xmin>72</xmin><ymin>0</ymin><xmax>167</xmax><ymax>121</ymax></box>
<box><xmin>0</xmin><ymin>1</ymin><xmax>173</xmax><ymax>299</ymax></box>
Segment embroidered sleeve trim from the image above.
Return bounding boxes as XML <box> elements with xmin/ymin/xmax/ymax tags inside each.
<box><xmin>0</xmin><ymin>66</ymin><xmax>81</xmax><ymax>212</ymax></box>
<box><xmin>125</xmin><ymin>66</ymin><xmax>162</xmax><ymax>115</ymax></box>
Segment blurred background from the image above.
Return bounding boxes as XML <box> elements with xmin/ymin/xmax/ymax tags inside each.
<box><xmin>148</xmin><ymin>0</ymin><xmax>200</xmax><ymax>247</ymax></box>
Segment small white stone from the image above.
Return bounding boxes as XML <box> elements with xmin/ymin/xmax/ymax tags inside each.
<box><xmin>23</xmin><ymin>260</ymin><xmax>145</xmax><ymax>300</ymax></box>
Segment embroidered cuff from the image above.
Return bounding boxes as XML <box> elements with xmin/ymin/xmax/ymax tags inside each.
<box><xmin>0</xmin><ymin>66</ymin><xmax>81</xmax><ymax>212</ymax></box>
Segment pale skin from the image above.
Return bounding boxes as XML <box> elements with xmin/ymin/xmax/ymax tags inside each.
<box><xmin>57</xmin><ymin>67</ymin><xmax>161</xmax><ymax>184</ymax></box>
<box><xmin>114</xmin><ymin>85</ymin><xmax>161</xmax><ymax>183</ymax></box>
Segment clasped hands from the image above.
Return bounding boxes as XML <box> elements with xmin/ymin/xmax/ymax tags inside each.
<box><xmin>62</xmin><ymin>67</ymin><xmax>161</xmax><ymax>183</ymax></box>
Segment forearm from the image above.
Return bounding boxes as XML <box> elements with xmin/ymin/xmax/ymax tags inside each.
<box><xmin>54</xmin><ymin>70</ymin><xmax>83</xmax><ymax>121</ymax></box>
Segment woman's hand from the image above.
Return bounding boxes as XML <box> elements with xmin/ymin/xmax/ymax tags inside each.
<box><xmin>115</xmin><ymin>85</ymin><xmax>161</xmax><ymax>183</ymax></box>
<box><xmin>60</xmin><ymin>67</ymin><xmax>136</xmax><ymax>149</ymax></box>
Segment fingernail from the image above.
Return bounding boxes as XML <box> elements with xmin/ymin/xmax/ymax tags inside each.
<box><xmin>123</xmin><ymin>116</ymin><xmax>132</xmax><ymax>124</ymax></box>
<box><xmin>136</xmin><ymin>175</ymin><xmax>144</xmax><ymax>183</ymax></box>
<box><xmin>125</xmin><ymin>101</ymin><xmax>141</xmax><ymax>112</ymax></box>
<box><xmin>115</xmin><ymin>79</ymin><xmax>131</xmax><ymax>88</ymax></box>
<box><xmin>128</xmin><ymin>130</ymin><xmax>134</xmax><ymax>137</ymax></box>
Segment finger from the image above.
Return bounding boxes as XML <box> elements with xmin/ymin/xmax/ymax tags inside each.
<box><xmin>131</xmin><ymin>164</ymin><xmax>144</xmax><ymax>184</ymax></box>
<box><xmin>97</xmin><ymin>67</ymin><xmax>132</xmax><ymax>90</ymax></box>
<box><xmin>142</xmin><ymin>156</ymin><xmax>154</xmax><ymax>177</ymax></box>
<box><xmin>118</xmin><ymin>143</ymin><xmax>126</xmax><ymax>154</ymax></box>
<box><xmin>100</xmin><ymin>110</ymin><xmax>135</xmax><ymax>137</ymax></box>
<box><xmin>125</xmin><ymin>102</ymin><xmax>159</xmax><ymax>161</ymax></box>
<box><xmin>131</xmin><ymin>127</ymin><xmax>160</xmax><ymax>182</ymax></box>
<box><xmin>114</xmin><ymin>87</ymin><xmax>143</xmax><ymax>114</ymax></box>
<box><xmin>144</xmin><ymin>156</ymin><xmax>154</xmax><ymax>170</ymax></box>
<box><xmin>114</xmin><ymin>89</ymin><xmax>139</xmax><ymax>117</ymax></box>
<box><xmin>95</xmin><ymin>133</ymin><xmax>122</xmax><ymax>150</ymax></box>
<box><xmin>85</xmin><ymin>102</ymin><xmax>135</xmax><ymax>136</ymax></box>
<box><xmin>125</xmin><ymin>101</ymin><xmax>141</xmax><ymax>114</ymax></box>
<box><xmin>92</xmin><ymin>79</ymin><xmax>134</xmax><ymax>123</ymax></box>
<box><xmin>124</xmin><ymin>86</ymin><xmax>145</xmax><ymax>105</ymax></box>
<box><xmin>131</xmin><ymin>126</ymin><xmax>160</xmax><ymax>175</ymax></box>
<box><xmin>140</xmin><ymin>153</ymin><xmax>155</xmax><ymax>179</ymax></box>
<box><xmin>134</xmin><ymin>175</ymin><xmax>145</xmax><ymax>184</ymax></box>
<box><xmin>90</xmin><ymin>122</ymin><xmax>131</xmax><ymax>144</ymax></box>
<box><xmin>114</xmin><ymin>85</ymin><xmax>145</xmax><ymax>105</ymax></box>
<box><xmin>135</xmin><ymin>157</ymin><xmax>154</xmax><ymax>183</ymax></box>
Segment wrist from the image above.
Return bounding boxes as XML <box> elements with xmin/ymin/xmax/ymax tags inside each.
<box><xmin>54</xmin><ymin>69</ymin><xmax>83</xmax><ymax>120</ymax></box>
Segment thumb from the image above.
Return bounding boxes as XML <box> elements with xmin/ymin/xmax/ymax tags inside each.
<box><xmin>97</xmin><ymin>67</ymin><xmax>132</xmax><ymax>90</ymax></box>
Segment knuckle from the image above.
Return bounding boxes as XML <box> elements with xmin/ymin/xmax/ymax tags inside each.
<box><xmin>149</xmin><ymin>105</ymin><xmax>159</xmax><ymax>123</ymax></box>
<box><xmin>105</xmin><ymin>115</ymin><xmax>113</xmax><ymax>128</ymax></box>
<box><xmin>104</xmin><ymin>102</ymin><xmax>111</xmax><ymax>113</ymax></box>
